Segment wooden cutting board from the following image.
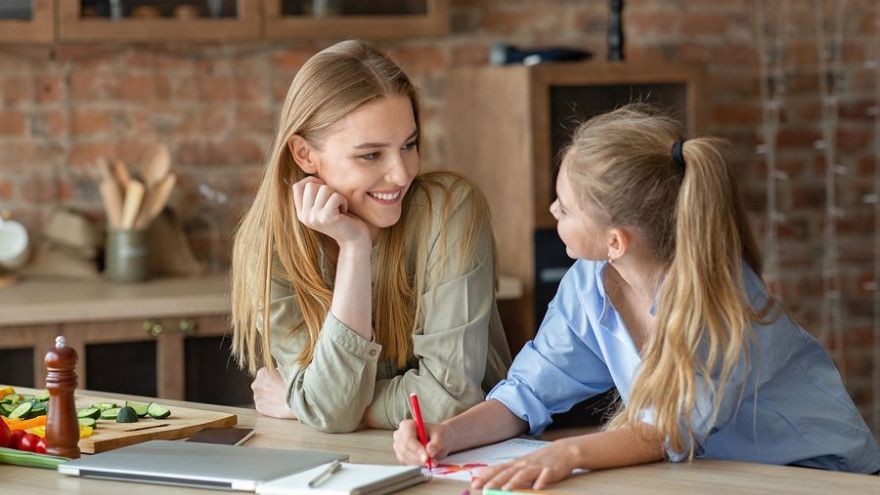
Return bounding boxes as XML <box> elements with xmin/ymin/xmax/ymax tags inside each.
<box><xmin>74</xmin><ymin>394</ymin><xmax>237</xmax><ymax>454</ymax></box>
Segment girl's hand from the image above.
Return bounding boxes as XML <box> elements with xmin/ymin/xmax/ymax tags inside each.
<box><xmin>393</xmin><ymin>420</ymin><xmax>453</xmax><ymax>466</ymax></box>
<box><xmin>293</xmin><ymin>177</ymin><xmax>370</xmax><ymax>247</ymax></box>
<box><xmin>471</xmin><ymin>438</ymin><xmax>581</xmax><ymax>491</ymax></box>
<box><xmin>251</xmin><ymin>367</ymin><xmax>297</xmax><ymax>419</ymax></box>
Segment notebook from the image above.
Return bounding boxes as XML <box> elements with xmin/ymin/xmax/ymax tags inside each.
<box><xmin>255</xmin><ymin>462</ymin><xmax>428</xmax><ymax>495</ymax></box>
<box><xmin>58</xmin><ymin>439</ymin><xmax>347</xmax><ymax>491</ymax></box>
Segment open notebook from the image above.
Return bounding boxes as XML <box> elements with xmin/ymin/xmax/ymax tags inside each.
<box><xmin>256</xmin><ymin>462</ymin><xmax>428</xmax><ymax>495</ymax></box>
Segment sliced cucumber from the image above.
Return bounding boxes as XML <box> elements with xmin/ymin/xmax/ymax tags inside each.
<box><xmin>0</xmin><ymin>403</ymin><xmax>14</xmax><ymax>416</ymax></box>
<box><xmin>78</xmin><ymin>417</ymin><xmax>97</xmax><ymax>428</ymax></box>
<box><xmin>146</xmin><ymin>402</ymin><xmax>171</xmax><ymax>419</ymax></box>
<box><xmin>124</xmin><ymin>400</ymin><xmax>149</xmax><ymax>417</ymax></box>
<box><xmin>8</xmin><ymin>402</ymin><xmax>31</xmax><ymax>419</ymax></box>
<box><xmin>77</xmin><ymin>407</ymin><xmax>101</xmax><ymax>420</ymax></box>
<box><xmin>29</xmin><ymin>400</ymin><xmax>47</xmax><ymax>416</ymax></box>
<box><xmin>34</xmin><ymin>390</ymin><xmax>50</xmax><ymax>402</ymax></box>
<box><xmin>93</xmin><ymin>402</ymin><xmax>117</xmax><ymax>410</ymax></box>
<box><xmin>1</xmin><ymin>394</ymin><xmax>22</xmax><ymax>405</ymax></box>
<box><xmin>116</xmin><ymin>406</ymin><xmax>139</xmax><ymax>423</ymax></box>
<box><xmin>99</xmin><ymin>407</ymin><xmax>121</xmax><ymax>420</ymax></box>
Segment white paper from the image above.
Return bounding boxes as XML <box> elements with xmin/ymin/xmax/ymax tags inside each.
<box><xmin>256</xmin><ymin>462</ymin><xmax>422</xmax><ymax>495</ymax></box>
<box><xmin>429</xmin><ymin>438</ymin><xmax>550</xmax><ymax>482</ymax></box>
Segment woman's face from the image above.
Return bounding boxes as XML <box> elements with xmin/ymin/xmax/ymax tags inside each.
<box><xmin>303</xmin><ymin>95</ymin><xmax>420</xmax><ymax>237</ymax></box>
<box><xmin>549</xmin><ymin>160</ymin><xmax>611</xmax><ymax>260</ymax></box>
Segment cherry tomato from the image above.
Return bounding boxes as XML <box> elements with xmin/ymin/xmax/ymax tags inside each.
<box><xmin>8</xmin><ymin>429</ymin><xmax>25</xmax><ymax>449</ymax></box>
<box><xmin>35</xmin><ymin>437</ymin><xmax>47</xmax><ymax>454</ymax></box>
<box><xmin>17</xmin><ymin>432</ymin><xmax>39</xmax><ymax>452</ymax></box>
<box><xmin>0</xmin><ymin>420</ymin><xmax>10</xmax><ymax>448</ymax></box>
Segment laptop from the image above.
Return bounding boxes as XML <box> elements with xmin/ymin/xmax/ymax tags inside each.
<box><xmin>58</xmin><ymin>440</ymin><xmax>348</xmax><ymax>491</ymax></box>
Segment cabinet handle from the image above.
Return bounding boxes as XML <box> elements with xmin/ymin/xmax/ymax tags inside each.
<box><xmin>143</xmin><ymin>320</ymin><xmax>163</xmax><ymax>337</ymax></box>
<box><xmin>178</xmin><ymin>319</ymin><xmax>197</xmax><ymax>335</ymax></box>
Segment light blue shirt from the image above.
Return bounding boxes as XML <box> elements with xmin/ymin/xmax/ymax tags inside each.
<box><xmin>488</xmin><ymin>260</ymin><xmax>880</xmax><ymax>473</ymax></box>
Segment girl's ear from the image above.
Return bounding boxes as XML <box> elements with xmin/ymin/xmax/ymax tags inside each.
<box><xmin>288</xmin><ymin>135</ymin><xmax>319</xmax><ymax>175</ymax></box>
<box><xmin>607</xmin><ymin>227</ymin><xmax>630</xmax><ymax>263</ymax></box>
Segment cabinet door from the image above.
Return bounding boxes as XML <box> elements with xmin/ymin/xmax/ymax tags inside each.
<box><xmin>0</xmin><ymin>0</ymin><xmax>54</xmax><ymax>43</ymax></box>
<box><xmin>0</xmin><ymin>325</ymin><xmax>59</xmax><ymax>388</ymax></box>
<box><xmin>264</xmin><ymin>0</ymin><xmax>448</xmax><ymax>39</ymax></box>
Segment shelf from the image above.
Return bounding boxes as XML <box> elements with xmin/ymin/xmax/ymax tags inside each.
<box><xmin>263</xmin><ymin>0</ymin><xmax>448</xmax><ymax>39</ymax></box>
<box><xmin>0</xmin><ymin>0</ymin><xmax>53</xmax><ymax>43</ymax></box>
<box><xmin>59</xmin><ymin>0</ymin><xmax>261</xmax><ymax>42</ymax></box>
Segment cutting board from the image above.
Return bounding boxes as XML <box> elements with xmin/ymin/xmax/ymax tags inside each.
<box><xmin>74</xmin><ymin>394</ymin><xmax>237</xmax><ymax>454</ymax></box>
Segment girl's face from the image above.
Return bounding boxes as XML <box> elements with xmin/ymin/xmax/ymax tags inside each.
<box><xmin>550</xmin><ymin>160</ymin><xmax>611</xmax><ymax>260</ymax></box>
<box><xmin>304</xmin><ymin>95</ymin><xmax>420</xmax><ymax>237</ymax></box>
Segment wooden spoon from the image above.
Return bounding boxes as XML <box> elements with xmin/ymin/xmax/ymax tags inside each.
<box><xmin>135</xmin><ymin>173</ymin><xmax>176</xmax><ymax>230</ymax></box>
<box><xmin>120</xmin><ymin>180</ymin><xmax>145</xmax><ymax>230</ymax></box>
<box><xmin>139</xmin><ymin>144</ymin><xmax>171</xmax><ymax>190</ymax></box>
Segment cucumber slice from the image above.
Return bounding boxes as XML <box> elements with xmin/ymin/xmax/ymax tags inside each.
<box><xmin>34</xmin><ymin>390</ymin><xmax>50</xmax><ymax>402</ymax></box>
<box><xmin>99</xmin><ymin>407</ymin><xmax>121</xmax><ymax>420</ymax></box>
<box><xmin>77</xmin><ymin>407</ymin><xmax>101</xmax><ymax>420</ymax></box>
<box><xmin>8</xmin><ymin>402</ymin><xmax>31</xmax><ymax>419</ymax></box>
<box><xmin>146</xmin><ymin>403</ymin><xmax>171</xmax><ymax>419</ymax></box>
<box><xmin>0</xmin><ymin>403</ymin><xmax>15</xmax><ymax>415</ymax></box>
<box><xmin>30</xmin><ymin>400</ymin><xmax>47</xmax><ymax>414</ymax></box>
<box><xmin>93</xmin><ymin>402</ymin><xmax>117</xmax><ymax>411</ymax></box>
<box><xmin>124</xmin><ymin>400</ymin><xmax>149</xmax><ymax>417</ymax></box>
<box><xmin>1</xmin><ymin>394</ymin><xmax>22</xmax><ymax>405</ymax></box>
<box><xmin>116</xmin><ymin>406</ymin><xmax>139</xmax><ymax>423</ymax></box>
<box><xmin>78</xmin><ymin>417</ymin><xmax>97</xmax><ymax>428</ymax></box>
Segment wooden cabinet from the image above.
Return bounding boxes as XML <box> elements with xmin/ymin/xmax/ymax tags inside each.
<box><xmin>263</xmin><ymin>0</ymin><xmax>448</xmax><ymax>39</ymax></box>
<box><xmin>59</xmin><ymin>0</ymin><xmax>262</xmax><ymax>42</ymax></box>
<box><xmin>446</xmin><ymin>62</ymin><xmax>707</xmax><ymax>351</ymax></box>
<box><xmin>0</xmin><ymin>0</ymin><xmax>53</xmax><ymax>43</ymax></box>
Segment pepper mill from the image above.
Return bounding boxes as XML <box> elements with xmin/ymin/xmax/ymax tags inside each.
<box><xmin>45</xmin><ymin>335</ymin><xmax>80</xmax><ymax>459</ymax></box>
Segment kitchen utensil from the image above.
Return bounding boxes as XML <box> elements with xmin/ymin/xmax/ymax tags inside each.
<box><xmin>139</xmin><ymin>144</ymin><xmax>170</xmax><ymax>190</ymax></box>
<box><xmin>120</xmin><ymin>180</ymin><xmax>145</xmax><ymax>230</ymax></box>
<box><xmin>135</xmin><ymin>173</ymin><xmax>176</xmax><ymax>229</ymax></box>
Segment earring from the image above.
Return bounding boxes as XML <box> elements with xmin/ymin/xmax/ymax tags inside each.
<box><xmin>607</xmin><ymin>253</ymin><xmax>614</xmax><ymax>264</ymax></box>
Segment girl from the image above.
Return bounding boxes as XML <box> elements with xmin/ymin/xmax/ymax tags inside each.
<box><xmin>393</xmin><ymin>104</ymin><xmax>880</xmax><ymax>488</ymax></box>
<box><xmin>231</xmin><ymin>40</ymin><xmax>511</xmax><ymax>433</ymax></box>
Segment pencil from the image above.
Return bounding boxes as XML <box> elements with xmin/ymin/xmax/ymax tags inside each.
<box><xmin>408</xmin><ymin>392</ymin><xmax>433</xmax><ymax>470</ymax></box>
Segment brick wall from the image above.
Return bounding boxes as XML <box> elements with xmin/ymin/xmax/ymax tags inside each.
<box><xmin>1</xmin><ymin>0</ymin><xmax>879</xmax><ymax>433</ymax></box>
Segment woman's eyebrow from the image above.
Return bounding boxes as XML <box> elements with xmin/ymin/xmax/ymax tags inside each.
<box><xmin>352</xmin><ymin>128</ymin><xmax>418</xmax><ymax>150</ymax></box>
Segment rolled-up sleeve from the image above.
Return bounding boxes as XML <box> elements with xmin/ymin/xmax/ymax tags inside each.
<box><xmin>260</xmin><ymin>278</ymin><xmax>382</xmax><ymax>433</ymax></box>
<box><xmin>487</xmin><ymin>301</ymin><xmax>615</xmax><ymax>436</ymax></box>
<box><xmin>364</xmin><ymin>187</ymin><xmax>498</xmax><ymax>429</ymax></box>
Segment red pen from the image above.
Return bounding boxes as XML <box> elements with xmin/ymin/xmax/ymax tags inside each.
<box><xmin>409</xmin><ymin>392</ymin><xmax>433</xmax><ymax>469</ymax></box>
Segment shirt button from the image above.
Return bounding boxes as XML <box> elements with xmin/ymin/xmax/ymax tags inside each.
<box><xmin>368</xmin><ymin>349</ymin><xmax>378</xmax><ymax>357</ymax></box>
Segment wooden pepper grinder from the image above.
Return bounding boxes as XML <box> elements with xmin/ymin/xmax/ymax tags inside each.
<box><xmin>45</xmin><ymin>335</ymin><xmax>80</xmax><ymax>459</ymax></box>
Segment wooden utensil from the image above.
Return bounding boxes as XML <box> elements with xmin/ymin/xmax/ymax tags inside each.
<box><xmin>97</xmin><ymin>158</ymin><xmax>124</xmax><ymax>229</ymax></box>
<box><xmin>139</xmin><ymin>144</ymin><xmax>171</xmax><ymax>190</ymax></box>
<box><xmin>135</xmin><ymin>173</ymin><xmax>176</xmax><ymax>229</ymax></box>
<box><xmin>112</xmin><ymin>159</ymin><xmax>131</xmax><ymax>190</ymax></box>
<box><xmin>120</xmin><ymin>180</ymin><xmax>145</xmax><ymax>230</ymax></box>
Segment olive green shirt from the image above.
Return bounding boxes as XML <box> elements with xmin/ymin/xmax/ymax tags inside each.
<box><xmin>262</xmin><ymin>176</ymin><xmax>512</xmax><ymax>432</ymax></box>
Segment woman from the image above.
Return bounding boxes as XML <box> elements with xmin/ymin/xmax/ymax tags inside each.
<box><xmin>393</xmin><ymin>104</ymin><xmax>880</xmax><ymax>488</ymax></box>
<box><xmin>230</xmin><ymin>40</ymin><xmax>511</xmax><ymax>433</ymax></box>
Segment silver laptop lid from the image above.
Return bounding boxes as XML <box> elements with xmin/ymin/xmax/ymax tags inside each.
<box><xmin>58</xmin><ymin>440</ymin><xmax>348</xmax><ymax>491</ymax></box>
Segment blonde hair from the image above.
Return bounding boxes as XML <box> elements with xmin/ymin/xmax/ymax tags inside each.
<box><xmin>231</xmin><ymin>40</ymin><xmax>491</xmax><ymax>375</ymax></box>
<box><xmin>564</xmin><ymin>104</ymin><xmax>766</xmax><ymax>459</ymax></box>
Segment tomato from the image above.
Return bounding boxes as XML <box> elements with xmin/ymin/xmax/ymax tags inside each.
<box><xmin>17</xmin><ymin>432</ymin><xmax>39</xmax><ymax>452</ymax></box>
<box><xmin>35</xmin><ymin>437</ymin><xmax>47</xmax><ymax>454</ymax></box>
<box><xmin>8</xmin><ymin>429</ymin><xmax>25</xmax><ymax>449</ymax></box>
<box><xmin>0</xmin><ymin>420</ymin><xmax>10</xmax><ymax>448</ymax></box>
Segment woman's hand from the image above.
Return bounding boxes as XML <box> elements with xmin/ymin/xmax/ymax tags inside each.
<box><xmin>293</xmin><ymin>177</ymin><xmax>370</xmax><ymax>247</ymax></box>
<box><xmin>251</xmin><ymin>367</ymin><xmax>297</xmax><ymax>419</ymax></box>
<box><xmin>393</xmin><ymin>420</ymin><xmax>454</xmax><ymax>466</ymax></box>
<box><xmin>471</xmin><ymin>438</ymin><xmax>582</xmax><ymax>491</ymax></box>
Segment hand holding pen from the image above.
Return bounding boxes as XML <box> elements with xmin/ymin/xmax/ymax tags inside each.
<box><xmin>408</xmin><ymin>393</ymin><xmax>433</xmax><ymax>469</ymax></box>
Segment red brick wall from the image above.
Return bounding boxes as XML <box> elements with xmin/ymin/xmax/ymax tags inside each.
<box><xmin>1</xmin><ymin>0</ymin><xmax>879</xmax><ymax>433</ymax></box>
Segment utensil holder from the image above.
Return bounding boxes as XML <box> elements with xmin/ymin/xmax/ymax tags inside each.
<box><xmin>105</xmin><ymin>229</ymin><xmax>149</xmax><ymax>282</ymax></box>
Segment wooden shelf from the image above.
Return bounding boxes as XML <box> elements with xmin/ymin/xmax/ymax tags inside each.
<box><xmin>263</xmin><ymin>0</ymin><xmax>448</xmax><ymax>39</ymax></box>
<box><xmin>0</xmin><ymin>0</ymin><xmax>53</xmax><ymax>43</ymax></box>
<box><xmin>58</xmin><ymin>0</ymin><xmax>261</xmax><ymax>42</ymax></box>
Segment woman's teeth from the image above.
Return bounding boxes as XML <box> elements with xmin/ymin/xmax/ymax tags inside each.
<box><xmin>368</xmin><ymin>191</ymin><xmax>400</xmax><ymax>201</ymax></box>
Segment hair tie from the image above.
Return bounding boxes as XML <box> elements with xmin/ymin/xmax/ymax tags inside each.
<box><xmin>671</xmin><ymin>139</ymin><xmax>686</xmax><ymax>171</ymax></box>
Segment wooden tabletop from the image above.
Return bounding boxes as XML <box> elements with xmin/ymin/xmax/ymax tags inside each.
<box><xmin>0</xmin><ymin>274</ymin><xmax>523</xmax><ymax>326</ymax></box>
<box><xmin>7</xmin><ymin>389</ymin><xmax>878</xmax><ymax>495</ymax></box>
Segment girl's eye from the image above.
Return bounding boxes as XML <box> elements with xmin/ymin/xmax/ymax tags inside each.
<box><xmin>359</xmin><ymin>152</ymin><xmax>381</xmax><ymax>161</ymax></box>
<box><xmin>402</xmin><ymin>140</ymin><xmax>418</xmax><ymax>151</ymax></box>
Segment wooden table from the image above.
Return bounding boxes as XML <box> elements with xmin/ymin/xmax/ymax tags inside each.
<box><xmin>6</xmin><ymin>389</ymin><xmax>878</xmax><ymax>495</ymax></box>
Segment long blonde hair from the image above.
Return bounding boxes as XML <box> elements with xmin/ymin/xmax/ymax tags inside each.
<box><xmin>231</xmin><ymin>40</ymin><xmax>491</xmax><ymax>375</ymax></box>
<box><xmin>564</xmin><ymin>104</ymin><xmax>765</xmax><ymax>459</ymax></box>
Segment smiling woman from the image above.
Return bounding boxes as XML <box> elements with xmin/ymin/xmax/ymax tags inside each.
<box><xmin>229</xmin><ymin>40</ymin><xmax>512</xmax><ymax>433</ymax></box>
